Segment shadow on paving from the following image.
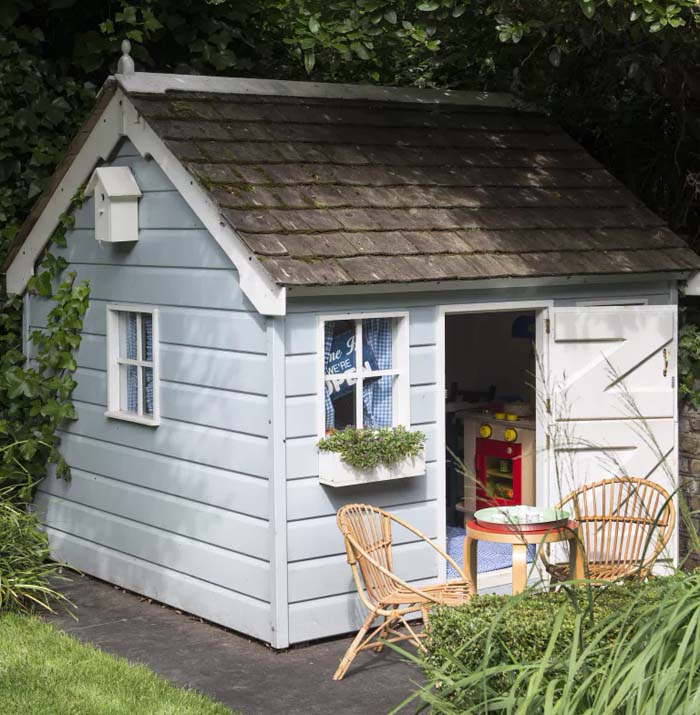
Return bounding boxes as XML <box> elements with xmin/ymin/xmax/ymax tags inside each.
<box><xmin>44</xmin><ymin>575</ymin><xmax>424</xmax><ymax>715</ymax></box>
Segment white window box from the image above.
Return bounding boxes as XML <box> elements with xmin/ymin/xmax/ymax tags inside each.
<box><xmin>319</xmin><ymin>450</ymin><xmax>426</xmax><ymax>488</ymax></box>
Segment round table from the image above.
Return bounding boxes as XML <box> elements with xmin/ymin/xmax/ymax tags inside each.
<box><xmin>463</xmin><ymin>519</ymin><xmax>584</xmax><ymax>594</ymax></box>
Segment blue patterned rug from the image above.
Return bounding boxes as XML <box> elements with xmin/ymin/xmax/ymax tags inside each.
<box><xmin>446</xmin><ymin>525</ymin><xmax>535</xmax><ymax>579</ymax></box>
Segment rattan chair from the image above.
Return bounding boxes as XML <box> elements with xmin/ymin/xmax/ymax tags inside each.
<box><xmin>333</xmin><ymin>503</ymin><xmax>473</xmax><ymax>681</ymax></box>
<box><xmin>542</xmin><ymin>477</ymin><xmax>675</xmax><ymax>583</ymax></box>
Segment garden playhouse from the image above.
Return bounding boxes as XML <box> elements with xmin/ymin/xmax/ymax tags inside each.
<box><xmin>2</xmin><ymin>63</ymin><xmax>698</xmax><ymax>648</ymax></box>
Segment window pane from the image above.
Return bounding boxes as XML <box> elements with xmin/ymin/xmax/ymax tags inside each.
<box><xmin>120</xmin><ymin>364</ymin><xmax>138</xmax><ymax>413</ymax></box>
<box><xmin>363</xmin><ymin>375</ymin><xmax>393</xmax><ymax>428</ymax></box>
<box><xmin>362</xmin><ymin>318</ymin><xmax>392</xmax><ymax>371</ymax></box>
<box><xmin>143</xmin><ymin>366</ymin><xmax>154</xmax><ymax>416</ymax></box>
<box><xmin>325</xmin><ymin>380</ymin><xmax>356</xmax><ymax>432</ymax></box>
<box><xmin>125</xmin><ymin>313</ymin><xmax>137</xmax><ymax>360</ymax></box>
<box><xmin>324</xmin><ymin>320</ymin><xmax>356</xmax><ymax>379</ymax></box>
<box><xmin>142</xmin><ymin>314</ymin><xmax>153</xmax><ymax>362</ymax></box>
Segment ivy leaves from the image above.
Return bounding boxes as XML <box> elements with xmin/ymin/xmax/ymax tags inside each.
<box><xmin>0</xmin><ymin>192</ymin><xmax>90</xmax><ymax>500</ymax></box>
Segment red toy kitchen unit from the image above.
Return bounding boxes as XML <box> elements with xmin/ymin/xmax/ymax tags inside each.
<box><xmin>461</xmin><ymin>412</ymin><xmax>536</xmax><ymax>524</ymax></box>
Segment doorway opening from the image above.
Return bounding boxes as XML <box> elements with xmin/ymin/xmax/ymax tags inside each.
<box><xmin>443</xmin><ymin>309</ymin><xmax>539</xmax><ymax>584</ymax></box>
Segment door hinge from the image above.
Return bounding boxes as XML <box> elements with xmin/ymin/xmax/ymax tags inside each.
<box><xmin>546</xmin><ymin>434</ymin><xmax>551</xmax><ymax>450</ymax></box>
<box><xmin>545</xmin><ymin>398</ymin><xmax>551</xmax><ymax>414</ymax></box>
<box><xmin>545</xmin><ymin>318</ymin><xmax>551</xmax><ymax>334</ymax></box>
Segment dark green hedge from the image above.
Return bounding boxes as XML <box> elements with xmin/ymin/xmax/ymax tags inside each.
<box><xmin>423</xmin><ymin>578</ymin><xmax>674</xmax><ymax>695</ymax></box>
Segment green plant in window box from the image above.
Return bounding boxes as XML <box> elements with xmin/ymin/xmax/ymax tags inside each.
<box><xmin>317</xmin><ymin>426</ymin><xmax>425</xmax><ymax>471</ymax></box>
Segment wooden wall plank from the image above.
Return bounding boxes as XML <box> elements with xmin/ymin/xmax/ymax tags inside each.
<box><xmin>45</xmin><ymin>529</ymin><xmax>272</xmax><ymax>642</ymax></box>
<box><xmin>65</xmin><ymin>264</ymin><xmax>251</xmax><ymax>310</ymax></box>
<box><xmin>39</xmin><ymin>469</ymin><xmax>269</xmax><ymax>559</ymax></box>
<box><xmin>287</xmin><ymin>501</ymin><xmax>437</xmax><ymax>562</ymax></box>
<box><xmin>29</xmin><ymin>300</ymin><xmax>267</xmax><ymax>354</ymax></box>
<box><xmin>286</xmin><ymin>462</ymin><xmax>439</xmax><ymax>521</ymax></box>
<box><xmin>68</xmin><ymin>338</ymin><xmax>267</xmax><ymax>395</ymax></box>
<box><xmin>35</xmin><ymin>495</ymin><xmax>270</xmax><ymax>600</ymax></box>
<box><xmin>288</xmin><ymin>583</ymin><xmax>430</xmax><ymax>643</ymax></box>
<box><xmin>55</xmin><ymin>228</ymin><xmax>232</xmax><ymax>269</ymax></box>
<box><xmin>66</xmin><ymin>401</ymin><xmax>271</xmax><ymax>477</ymax></box>
<box><xmin>72</xmin><ymin>369</ymin><xmax>269</xmax><ymax>437</ymax></box>
<box><xmin>57</xmin><ymin>432</ymin><xmax>269</xmax><ymax>518</ymax></box>
<box><xmin>288</xmin><ymin>540</ymin><xmax>437</xmax><ymax>603</ymax></box>
<box><xmin>111</xmin><ymin>154</ymin><xmax>175</xmax><ymax>191</ymax></box>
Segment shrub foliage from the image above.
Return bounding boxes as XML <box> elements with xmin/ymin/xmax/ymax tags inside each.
<box><xmin>408</xmin><ymin>574</ymin><xmax>700</xmax><ymax>714</ymax></box>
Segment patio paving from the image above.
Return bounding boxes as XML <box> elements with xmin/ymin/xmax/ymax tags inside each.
<box><xmin>45</xmin><ymin>575</ymin><xmax>424</xmax><ymax>715</ymax></box>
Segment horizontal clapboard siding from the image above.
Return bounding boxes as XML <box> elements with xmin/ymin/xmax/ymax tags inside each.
<box><xmin>38</xmin><ymin>469</ymin><xmax>269</xmax><ymax>559</ymax></box>
<box><xmin>288</xmin><ymin>540</ymin><xmax>437</xmax><ymax>603</ymax></box>
<box><xmin>44</xmin><ymin>529</ymin><xmax>271</xmax><ymax>641</ymax></box>
<box><xmin>35</xmin><ymin>495</ymin><xmax>269</xmax><ymax>600</ymax></box>
<box><xmin>56</xmin><ymin>432</ymin><xmax>269</xmax><ymax>519</ymax></box>
<box><xmin>283</xmin><ymin>302</ymin><xmax>440</xmax><ymax>643</ymax></box>
<box><xmin>72</xmin><ymin>367</ymin><xmax>268</xmax><ymax>436</ymax></box>
<box><xmin>30</xmin><ymin>139</ymin><xmax>274</xmax><ymax>643</ymax></box>
<box><xmin>29</xmin><ymin>300</ymin><xmax>267</xmax><ymax>355</ymax></box>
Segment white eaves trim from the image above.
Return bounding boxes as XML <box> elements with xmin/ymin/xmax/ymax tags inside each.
<box><xmin>116</xmin><ymin>72</ymin><xmax>528</xmax><ymax>111</ymax></box>
<box><xmin>5</xmin><ymin>88</ymin><xmax>286</xmax><ymax>316</ymax></box>
<box><xmin>120</xmin><ymin>96</ymin><xmax>285</xmax><ymax>315</ymax></box>
<box><xmin>5</xmin><ymin>92</ymin><xmax>124</xmax><ymax>296</ymax></box>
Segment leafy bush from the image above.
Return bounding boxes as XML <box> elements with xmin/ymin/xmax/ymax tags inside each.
<box><xmin>405</xmin><ymin>574</ymin><xmax>698</xmax><ymax>714</ymax></box>
<box><xmin>317</xmin><ymin>426</ymin><xmax>425</xmax><ymax>470</ymax></box>
<box><xmin>679</xmin><ymin>322</ymin><xmax>700</xmax><ymax>409</ymax></box>
<box><xmin>0</xmin><ymin>486</ymin><xmax>67</xmax><ymax>614</ymax></box>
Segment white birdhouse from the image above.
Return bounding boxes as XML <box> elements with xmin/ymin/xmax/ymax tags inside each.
<box><xmin>86</xmin><ymin>166</ymin><xmax>142</xmax><ymax>243</ymax></box>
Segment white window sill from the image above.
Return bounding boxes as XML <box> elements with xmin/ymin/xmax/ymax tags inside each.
<box><xmin>104</xmin><ymin>410</ymin><xmax>160</xmax><ymax>427</ymax></box>
<box><xmin>319</xmin><ymin>449</ymin><xmax>425</xmax><ymax>488</ymax></box>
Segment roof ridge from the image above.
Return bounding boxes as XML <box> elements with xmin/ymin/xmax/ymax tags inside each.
<box><xmin>115</xmin><ymin>72</ymin><xmax>530</xmax><ymax>111</ymax></box>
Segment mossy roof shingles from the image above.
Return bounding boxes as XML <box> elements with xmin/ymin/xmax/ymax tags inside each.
<box><xmin>127</xmin><ymin>89</ymin><xmax>700</xmax><ymax>287</ymax></box>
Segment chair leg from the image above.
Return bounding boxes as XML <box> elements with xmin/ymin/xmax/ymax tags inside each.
<box><xmin>333</xmin><ymin>610</ymin><xmax>381</xmax><ymax>681</ymax></box>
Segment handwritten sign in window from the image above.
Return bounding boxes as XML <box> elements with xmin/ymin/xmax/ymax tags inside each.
<box><xmin>325</xmin><ymin>330</ymin><xmax>378</xmax><ymax>400</ymax></box>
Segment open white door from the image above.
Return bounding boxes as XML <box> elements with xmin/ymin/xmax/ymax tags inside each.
<box><xmin>544</xmin><ymin>305</ymin><xmax>678</xmax><ymax>562</ymax></box>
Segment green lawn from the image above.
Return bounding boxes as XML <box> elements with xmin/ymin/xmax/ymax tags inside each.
<box><xmin>0</xmin><ymin>614</ymin><xmax>232</xmax><ymax>715</ymax></box>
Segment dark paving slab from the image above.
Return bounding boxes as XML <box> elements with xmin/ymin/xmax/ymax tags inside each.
<box><xmin>45</xmin><ymin>575</ymin><xmax>424</xmax><ymax>715</ymax></box>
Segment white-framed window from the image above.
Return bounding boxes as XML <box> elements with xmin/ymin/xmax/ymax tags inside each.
<box><xmin>319</xmin><ymin>312</ymin><xmax>409</xmax><ymax>436</ymax></box>
<box><xmin>105</xmin><ymin>305</ymin><xmax>160</xmax><ymax>426</ymax></box>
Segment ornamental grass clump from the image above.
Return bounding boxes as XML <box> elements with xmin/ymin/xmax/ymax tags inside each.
<box><xmin>0</xmin><ymin>485</ymin><xmax>67</xmax><ymax>614</ymax></box>
<box><xmin>317</xmin><ymin>426</ymin><xmax>425</xmax><ymax>470</ymax></box>
<box><xmin>396</xmin><ymin>573</ymin><xmax>700</xmax><ymax>715</ymax></box>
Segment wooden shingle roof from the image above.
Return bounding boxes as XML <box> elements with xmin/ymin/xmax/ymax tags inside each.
<box><xmin>126</xmin><ymin>88</ymin><xmax>699</xmax><ymax>286</ymax></box>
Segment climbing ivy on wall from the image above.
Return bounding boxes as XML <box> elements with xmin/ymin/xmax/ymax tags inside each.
<box><xmin>0</xmin><ymin>191</ymin><xmax>90</xmax><ymax>501</ymax></box>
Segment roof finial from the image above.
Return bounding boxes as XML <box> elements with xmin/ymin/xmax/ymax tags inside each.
<box><xmin>117</xmin><ymin>39</ymin><xmax>135</xmax><ymax>75</ymax></box>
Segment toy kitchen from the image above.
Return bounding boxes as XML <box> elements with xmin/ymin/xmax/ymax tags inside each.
<box><xmin>457</xmin><ymin>406</ymin><xmax>536</xmax><ymax>526</ymax></box>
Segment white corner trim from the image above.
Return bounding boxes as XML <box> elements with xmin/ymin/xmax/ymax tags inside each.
<box><xmin>121</xmin><ymin>96</ymin><xmax>286</xmax><ymax>316</ymax></box>
<box><xmin>116</xmin><ymin>72</ymin><xmax>528</xmax><ymax>111</ymax></box>
<box><xmin>5</xmin><ymin>92</ymin><xmax>125</xmax><ymax>296</ymax></box>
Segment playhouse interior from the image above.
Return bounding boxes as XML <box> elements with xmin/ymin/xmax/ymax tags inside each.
<box><xmin>443</xmin><ymin>310</ymin><xmax>538</xmax><ymax>579</ymax></box>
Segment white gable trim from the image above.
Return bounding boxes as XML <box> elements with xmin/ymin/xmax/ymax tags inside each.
<box><xmin>5</xmin><ymin>92</ymin><xmax>124</xmax><ymax>296</ymax></box>
<box><xmin>5</xmin><ymin>89</ymin><xmax>286</xmax><ymax>316</ymax></box>
<box><xmin>116</xmin><ymin>72</ymin><xmax>526</xmax><ymax>110</ymax></box>
<box><xmin>120</xmin><ymin>96</ymin><xmax>285</xmax><ymax>316</ymax></box>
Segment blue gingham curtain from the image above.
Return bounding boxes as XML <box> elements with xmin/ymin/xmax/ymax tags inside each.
<box><xmin>323</xmin><ymin>323</ymin><xmax>335</xmax><ymax>430</ymax></box>
<box><xmin>143</xmin><ymin>315</ymin><xmax>153</xmax><ymax>415</ymax></box>
<box><xmin>126</xmin><ymin>313</ymin><xmax>154</xmax><ymax>415</ymax></box>
<box><xmin>362</xmin><ymin>318</ymin><xmax>392</xmax><ymax>428</ymax></box>
<box><xmin>126</xmin><ymin>314</ymin><xmax>138</xmax><ymax>412</ymax></box>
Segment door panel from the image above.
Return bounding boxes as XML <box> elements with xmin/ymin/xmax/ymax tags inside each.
<box><xmin>547</xmin><ymin>306</ymin><xmax>677</xmax><ymax>503</ymax></box>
